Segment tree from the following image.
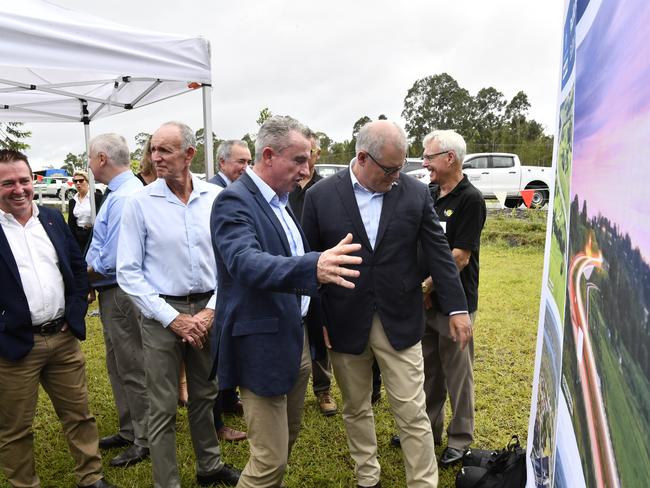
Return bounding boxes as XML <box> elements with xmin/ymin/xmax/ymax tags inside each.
<box><xmin>192</xmin><ymin>129</ymin><xmax>221</xmax><ymax>174</ymax></box>
<box><xmin>62</xmin><ymin>152</ymin><xmax>86</xmax><ymax>174</ymax></box>
<box><xmin>256</xmin><ymin>107</ymin><xmax>273</xmax><ymax>127</ymax></box>
<box><xmin>472</xmin><ymin>87</ymin><xmax>506</xmax><ymax>149</ymax></box>
<box><xmin>352</xmin><ymin>116</ymin><xmax>372</xmax><ymax>139</ymax></box>
<box><xmin>0</xmin><ymin>122</ymin><xmax>31</xmax><ymax>150</ymax></box>
<box><xmin>402</xmin><ymin>73</ymin><xmax>473</xmax><ymax>154</ymax></box>
<box><xmin>131</xmin><ymin>132</ymin><xmax>151</xmax><ymax>161</ymax></box>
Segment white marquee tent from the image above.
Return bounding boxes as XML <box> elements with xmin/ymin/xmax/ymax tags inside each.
<box><xmin>0</xmin><ymin>0</ymin><xmax>215</xmax><ymax>213</ymax></box>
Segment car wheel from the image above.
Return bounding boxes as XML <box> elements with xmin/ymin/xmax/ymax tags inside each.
<box><xmin>61</xmin><ymin>188</ymin><xmax>77</xmax><ymax>200</ymax></box>
<box><xmin>529</xmin><ymin>188</ymin><xmax>548</xmax><ymax>208</ymax></box>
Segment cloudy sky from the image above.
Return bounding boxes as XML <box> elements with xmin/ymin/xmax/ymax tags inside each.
<box><xmin>18</xmin><ymin>0</ymin><xmax>563</xmax><ymax>169</ymax></box>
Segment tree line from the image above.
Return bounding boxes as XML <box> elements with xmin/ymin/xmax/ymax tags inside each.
<box><xmin>2</xmin><ymin>72</ymin><xmax>553</xmax><ymax>170</ymax></box>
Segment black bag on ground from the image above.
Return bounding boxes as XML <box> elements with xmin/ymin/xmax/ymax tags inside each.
<box><xmin>455</xmin><ymin>435</ymin><xmax>526</xmax><ymax>488</ymax></box>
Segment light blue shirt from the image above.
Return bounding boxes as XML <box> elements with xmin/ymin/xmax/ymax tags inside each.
<box><xmin>349</xmin><ymin>160</ymin><xmax>385</xmax><ymax>250</ymax></box>
<box><xmin>247</xmin><ymin>168</ymin><xmax>310</xmax><ymax>317</ymax></box>
<box><xmin>86</xmin><ymin>170</ymin><xmax>143</xmax><ymax>287</ymax></box>
<box><xmin>116</xmin><ymin>175</ymin><xmax>222</xmax><ymax>326</ymax></box>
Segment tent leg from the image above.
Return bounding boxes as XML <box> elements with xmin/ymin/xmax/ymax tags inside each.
<box><xmin>202</xmin><ymin>85</ymin><xmax>214</xmax><ymax>180</ymax></box>
<box><xmin>83</xmin><ymin>121</ymin><xmax>98</xmax><ymax>222</ymax></box>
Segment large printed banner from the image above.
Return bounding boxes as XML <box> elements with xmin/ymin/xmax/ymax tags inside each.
<box><xmin>527</xmin><ymin>0</ymin><xmax>650</xmax><ymax>486</ymax></box>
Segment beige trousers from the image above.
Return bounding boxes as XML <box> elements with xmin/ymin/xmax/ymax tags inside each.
<box><xmin>237</xmin><ymin>327</ymin><xmax>311</xmax><ymax>488</ymax></box>
<box><xmin>330</xmin><ymin>314</ymin><xmax>438</xmax><ymax>488</ymax></box>
<box><xmin>0</xmin><ymin>330</ymin><xmax>103</xmax><ymax>488</ymax></box>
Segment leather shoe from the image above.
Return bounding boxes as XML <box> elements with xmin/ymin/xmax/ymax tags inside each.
<box><xmin>316</xmin><ymin>391</ymin><xmax>338</xmax><ymax>416</ymax></box>
<box><xmin>77</xmin><ymin>478</ymin><xmax>117</xmax><ymax>488</ymax></box>
<box><xmin>222</xmin><ymin>400</ymin><xmax>244</xmax><ymax>416</ymax></box>
<box><xmin>217</xmin><ymin>425</ymin><xmax>247</xmax><ymax>442</ymax></box>
<box><xmin>109</xmin><ymin>445</ymin><xmax>150</xmax><ymax>467</ymax></box>
<box><xmin>357</xmin><ymin>482</ymin><xmax>381</xmax><ymax>488</ymax></box>
<box><xmin>440</xmin><ymin>446</ymin><xmax>465</xmax><ymax>467</ymax></box>
<box><xmin>98</xmin><ymin>434</ymin><xmax>132</xmax><ymax>450</ymax></box>
<box><xmin>390</xmin><ymin>434</ymin><xmax>401</xmax><ymax>447</ymax></box>
<box><xmin>197</xmin><ymin>464</ymin><xmax>241</xmax><ymax>486</ymax></box>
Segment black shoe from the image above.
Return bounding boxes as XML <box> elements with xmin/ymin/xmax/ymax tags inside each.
<box><xmin>440</xmin><ymin>447</ymin><xmax>465</xmax><ymax>467</ymax></box>
<box><xmin>109</xmin><ymin>445</ymin><xmax>150</xmax><ymax>467</ymax></box>
<box><xmin>77</xmin><ymin>478</ymin><xmax>117</xmax><ymax>488</ymax></box>
<box><xmin>390</xmin><ymin>434</ymin><xmax>401</xmax><ymax>448</ymax></box>
<box><xmin>357</xmin><ymin>482</ymin><xmax>381</xmax><ymax>488</ymax></box>
<box><xmin>197</xmin><ymin>464</ymin><xmax>241</xmax><ymax>486</ymax></box>
<box><xmin>98</xmin><ymin>434</ymin><xmax>132</xmax><ymax>450</ymax></box>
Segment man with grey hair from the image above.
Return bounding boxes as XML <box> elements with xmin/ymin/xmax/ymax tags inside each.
<box><xmin>86</xmin><ymin>133</ymin><xmax>149</xmax><ymax>467</ymax></box>
<box><xmin>302</xmin><ymin>120</ymin><xmax>472</xmax><ymax>487</ymax></box>
<box><xmin>117</xmin><ymin>122</ymin><xmax>240</xmax><ymax>487</ymax></box>
<box><xmin>420</xmin><ymin>129</ymin><xmax>486</xmax><ymax>467</ymax></box>
<box><xmin>211</xmin><ymin>115</ymin><xmax>362</xmax><ymax>487</ymax></box>
<box><xmin>208</xmin><ymin>140</ymin><xmax>251</xmax><ymax>188</ymax></box>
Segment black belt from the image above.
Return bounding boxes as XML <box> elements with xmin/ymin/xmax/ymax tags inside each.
<box><xmin>32</xmin><ymin>317</ymin><xmax>65</xmax><ymax>335</ymax></box>
<box><xmin>159</xmin><ymin>291</ymin><xmax>213</xmax><ymax>303</ymax></box>
<box><xmin>94</xmin><ymin>283</ymin><xmax>119</xmax><ymax>293</ymax></box>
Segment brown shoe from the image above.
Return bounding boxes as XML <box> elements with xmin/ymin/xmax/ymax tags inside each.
<box><xmin>217</xmin><ymin>426</ymin><xmax>247</xmax><ymax>442</ymax></box>
<box><xmin>316</xmin><ymin>391</ymin><xmax>338</xmax><ymax>416</ymax></box>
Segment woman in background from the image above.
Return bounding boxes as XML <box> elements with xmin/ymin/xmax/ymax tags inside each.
<box><xmin>67</xmin><ymin>170</ymin><xmax>103</xmax><ymax>253</ymax></box>
<box><xmin>135</xmin><ymin>138</ymin><xmax>157</xmax><ymax>185</ymax></box>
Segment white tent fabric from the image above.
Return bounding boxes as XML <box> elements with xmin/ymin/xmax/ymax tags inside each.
<box><xmin>0</xmin><ymin>0</ymin><xmax>211</xmax><ymax>123</ymax></box>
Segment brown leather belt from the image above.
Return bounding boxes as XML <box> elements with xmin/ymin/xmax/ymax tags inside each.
<box><xmin>32</xmin><ymin>317</ymin><xmax>65</xmax><ymax>335</ymax></box>
<box><xmin>159</xmin><ymin>291</ymin><xmax>213</xmax><ymax>303</ymax></box>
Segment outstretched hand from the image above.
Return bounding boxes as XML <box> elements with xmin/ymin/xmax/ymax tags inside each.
<box><xmin>316</xmin><ymin>233</ymin><xmax>362</xmax><ymax>289</ymax></box>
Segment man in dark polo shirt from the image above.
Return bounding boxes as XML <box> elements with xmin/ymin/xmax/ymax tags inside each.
<box><xmin>420</xmin><ymin>129</ymin><xmax>486</xmax><ymax>467</ymax></box>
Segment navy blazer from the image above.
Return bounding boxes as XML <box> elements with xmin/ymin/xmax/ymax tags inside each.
<box><xmin>0</xmin><ymin>206</ymin><xmax>89</xmax><ymax>361</ymax></box>
<box><xmin>301</xmin><ymin>169</ymin><xmax>468</xmax><ymax>354</ymax></box>
<box><xmin>208</xmin><ymin>173</ymin><xmax>227</xmax><ymax>188</ymax></box>
<box><xmin>210</xmin><ymin>172</ymin><xmax>321</xmax><ymax>397</ymax></box>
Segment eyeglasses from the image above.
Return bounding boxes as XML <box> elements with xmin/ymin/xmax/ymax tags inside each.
<box><xmin>72</xmin><ymin>179</ymin><xmax>86</xmax><ymax>184</ymax></box>
<box><xmin>310</xmin><ymin>148</ymin><xmax>320</xmax><ymax>155</ymax></box>
<box><xmin>423</xmin><ymin>151</ymin><xmax>450</xmax><ymax>162</ymax></box>
<box><xmin>365</xmin><ymin>152</ymin><xmax>404</xmax><ymax>176</ymax></box>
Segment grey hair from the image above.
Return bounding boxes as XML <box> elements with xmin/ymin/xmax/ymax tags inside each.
<box><xmin>255</xmin><ymin>115</ymin><xmax>311</xmax><ymax>163</ymax></box>
<box><xmin>217</xmin><ymin>140</ymin><xmax>249</xmax><ymax>162</ymax></box>
<box><xmin>89</xmin><ymin>133</ymin><xmax>131</xmax><ymax>167</ymax></box>
<box><xmin>355</xmin><ymin>121</ymin><xmax>407</xmax><ymax>158</ymax></box>
<box><xmin>423</xmin><ymin>130</ymin><xmax>466</xmax><ymax>163</ymax></box>
<box><xmin>158</xmin><ymin>121</ymin><xmax>196</xmax><ymax>151</ymax></box>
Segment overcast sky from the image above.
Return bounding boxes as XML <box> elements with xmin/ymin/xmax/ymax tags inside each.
<box><xmin>22</xmin><ymin>0</ymin><xmax>564</xmax><ymax>169</ymax></box>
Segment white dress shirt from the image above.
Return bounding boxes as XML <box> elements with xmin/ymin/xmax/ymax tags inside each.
<box><xmin>0</xmin><ymin>203</ymin><xmax>65</xmax><ymax>324</ymax></box>
<box><xmin>349</xmin><ymin>160</ymin><xmax>385</xmax><ymax>249</ymax></box>
<box><xmin>116</xmin><ymin>175</ymin><xmax>221</xmax><ymax>327</ymax></box>
<box><xmin>72</xmin><ymin>192</ymin><xmax>92</xmax><ymax>227</ymax></box>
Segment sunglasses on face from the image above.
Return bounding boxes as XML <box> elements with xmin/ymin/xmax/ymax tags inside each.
<box><xmin>73</xmin><ymin>179</ymin><xmax>86</xmax><ymax>184</ymax></box>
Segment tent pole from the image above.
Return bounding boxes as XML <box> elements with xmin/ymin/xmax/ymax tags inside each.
<box><xmin>83</xmin><ymin>119</ymin><xmax>98</xmax><ymax>222</ymax></box>
<box><xmin>202</xmin><ymin>84</ymin><xmax>214</xmax><ymax>180</ymax></box>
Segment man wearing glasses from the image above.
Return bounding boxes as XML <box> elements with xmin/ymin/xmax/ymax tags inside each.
<box><xmin>420</xmin><ymin>130</ymin><xmax>486</xmax><ymax>467</ymax></box>
<box><xmin>301</xmin><ymin>120</ymin><xmax>472</xmax><ymax>488</ymax></box>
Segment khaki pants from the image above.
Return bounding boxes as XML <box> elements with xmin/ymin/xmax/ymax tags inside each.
<box><xmin>0</xmin><ymin>330</ymin><xmax>103</xmax><ymax>488</ymax></box>
<box><xmin>237</xmin><ymin>327</ymin><xmax>311</xmax><ymax>488</ymax></box>
<box><xmin>422</xmin><ymin>309</ymin><xmax>475</xmax><ymax>449</ymax></box>
<box><xmin>141</xmin><ymin>297</ymin><xmax>222</xmax><ymax>488</ymax></box>
<box><xmin>98</xmin><ymin>286</ymin><xmax>148</xmax><ymax>447</ymax></box>
<box><xmin>330</xmin><ymin>314</ymin><xmax>438</xmax><ymax>488</ymax></box>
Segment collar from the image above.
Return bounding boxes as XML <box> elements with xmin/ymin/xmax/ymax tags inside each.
<box><xmin>218</xmin><ymin>171</ymin><xmax>232</xmax><ymax>186</ymax></box>
<box><xmin>246</xmin><ymin>167</ymin><xmax>289</xmax><ymax>207</ymax></box>
<box><xmin>107</xmin><ymin>169</ymin><xmax>136</xmax><ymax>192</ymax></box>
<box><xmin>148</xmin><ymin>174</ymin><xmax>209</xmax><ymax>202</ymax></box>
<box><xmin>348</xmin><ymin>158</ymin><xmax>382</xmax><ymax>196</ymax></box>
<box><xmin>0</xmin><ymin>202</ymin><xmax>39</xmax><ymax>225</ymax></box>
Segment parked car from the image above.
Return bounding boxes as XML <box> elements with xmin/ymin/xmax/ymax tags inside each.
<box><xmin>314</xmin><ymin>164</ymin><xmax>346</xmax><ymax>178</ymax></box>
<box><xmin>33</xmin><ymin>176</ymin><xmax>77</xmax><ymax>200</ymax></box>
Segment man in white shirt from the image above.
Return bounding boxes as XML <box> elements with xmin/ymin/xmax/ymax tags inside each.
<box><xmin>117</xmin><ymin>122</ymin><xmax>240</xmax><ymax>488</ymax></box>
<box><xmin>0</xmin><ymin>149</ymin><xmax>115</xmax><ymax>488</ymax></box>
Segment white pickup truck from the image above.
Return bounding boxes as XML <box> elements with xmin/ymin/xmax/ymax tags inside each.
<box><xmin>406</xmin><ymin>152</ymin><xmax>552</xmax><ymax>208</ymax></box>
<box><xmin>461</xmin><ymin>153</ymin><xmax>552</xmax><ymax>208</ymax></box>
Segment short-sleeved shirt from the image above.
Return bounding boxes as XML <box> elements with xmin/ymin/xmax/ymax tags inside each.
<box><xmin>430</xmin><ymin>174</ymin><xmax>486</xmax><ymax>313</ymax></box>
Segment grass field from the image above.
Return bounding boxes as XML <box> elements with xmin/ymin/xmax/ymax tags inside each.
<box><xmin>1</xmin><ymin>214</ymin><xmax>546</xmax><ymax>488</ymax></box>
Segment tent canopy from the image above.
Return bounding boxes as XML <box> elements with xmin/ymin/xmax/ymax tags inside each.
<box><xmin>0</xmin><ymin>0</ymin><xmax>211</xmax><ymax>123</ymax></box>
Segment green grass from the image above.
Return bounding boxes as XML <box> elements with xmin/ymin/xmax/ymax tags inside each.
<box><xmin>1</xmin><ymin>215</ymin><xmax>545</xmax><ymax>488</ymax></box>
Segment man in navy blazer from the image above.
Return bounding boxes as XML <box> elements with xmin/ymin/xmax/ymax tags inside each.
<box><xmin>207</xmin><ymin>139</ymin><xmax>251</xmax><ymax>188</ymax></box>
<box><xmin>210</xmin><ymin>116</ymin><xmax>362</xmax><ymax>488</ymax></box>
<box><xmin>0</xmin><ymin>149</ymin><xmax>114</xmax><ymax>488</ymax></box>
<box><xmin>301</xmin><ymin>121</ymin><xmax>472</xmax><ymax>488</ymax></box>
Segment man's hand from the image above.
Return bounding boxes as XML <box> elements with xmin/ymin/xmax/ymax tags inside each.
<box><xmin>449</xmin><ymin>313</ymin><xmax>472</xmax><ymax>351</ymax></box>
<box><xmin>193</xmin><ymin>308</ymin><xmax>214</xmax><ymax>331</ymax></box>
<box><xmin>423</xmin><ymin>293</ymin><xmax>433</xmax><ymax>310</ymax></box>
<box><xmin>169</xmin><ymin>313</ymin><xmax>209</xmax><ymax>349</ymax></box>
<box><xmin>323</xmin><ymin>326</ymin><xmax>332</xmax><ymax>349</ymax></box>
<box><xmin>87</xmin><ymin>289</ymin><xmax>96</xmax><ymax>304</ymax></box>
<box><xmin>317</xmin><ymin>233</ymin><xmax>362</xmax><ymax>289</ymax></box>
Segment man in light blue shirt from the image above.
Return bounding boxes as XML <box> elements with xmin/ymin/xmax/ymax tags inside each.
<box><xmin>85</xmin><ymin>133</ymin><xmax>149</xmax><ymax>468</ymax></box>
<box><xmin>116</xmin><ymin>122</ymin><xmax>240</xmax><ymax>488</ymax></box>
